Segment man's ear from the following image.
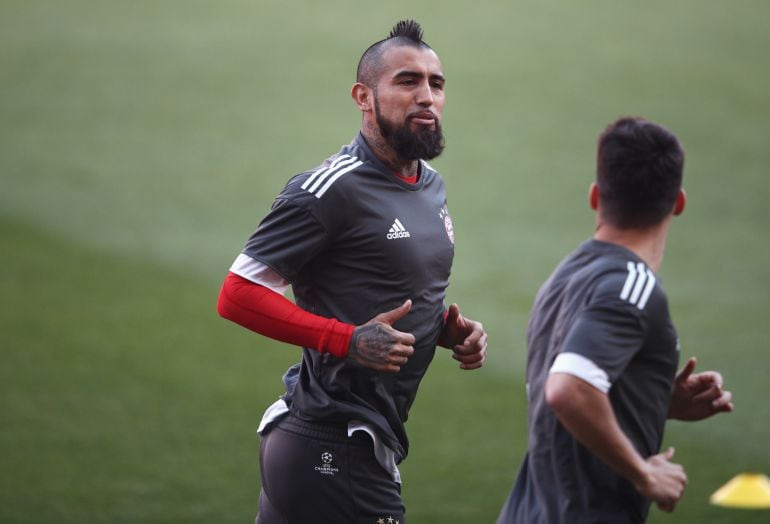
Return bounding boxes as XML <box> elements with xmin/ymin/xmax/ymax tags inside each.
<box><xmin>589</xmin><ymin>182</ymin><xmax>600</xmax><ymax>211</ymax></box>
<box><xmin>351</xmin><ymin>83</ymin><xmax>373</xmax><ymax>111</ymax></box>
<box><xmin>673</xmin><ymin>188</ymin><xmax>687</xmax><ymax>216</ymax></box>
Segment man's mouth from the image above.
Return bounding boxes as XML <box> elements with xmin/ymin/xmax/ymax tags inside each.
<box><xmin>409</xmin><ymin>112</ymin><xmax>437</xmax><ymax>127</ymax></box>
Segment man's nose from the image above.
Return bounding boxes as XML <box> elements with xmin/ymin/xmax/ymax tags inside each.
<box><xmin>415</xmin><ymin>81</ymin><xmax>434</xmax><ymax>106</ymax></box>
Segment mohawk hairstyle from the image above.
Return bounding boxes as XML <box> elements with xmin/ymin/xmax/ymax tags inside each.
<box><xmin>389</xmin><ymin>19</ymin><xmax>424</xmax><ymax>41</ymax></box>
<box><xmin>356</xmin><ymin>19</ymin><xmax>432</xmax><ymax>86</ymax></box>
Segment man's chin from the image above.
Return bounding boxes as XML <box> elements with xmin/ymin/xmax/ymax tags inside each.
<box><xmin>377</xmin><ymin>117</ymin><xmax>444</xmax><ymax>160</ymax></box>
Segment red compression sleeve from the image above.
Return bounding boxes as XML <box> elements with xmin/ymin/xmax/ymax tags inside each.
<box><xmin>217</xmin><ymin>272</ymin><xmax>354</xmax><ymax>358</ymax></box>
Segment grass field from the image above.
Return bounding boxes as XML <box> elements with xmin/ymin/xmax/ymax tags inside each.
<box><xmin>1</xmin><ymin>1</ymin><xmax>769</xmax><ymax>522</ymax></box>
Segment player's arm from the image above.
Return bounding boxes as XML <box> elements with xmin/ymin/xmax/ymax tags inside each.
<box><xmin>223</xmin><ymin>195</ymin><xmax>415</xmax><ymax>372</ymax></box>
<box><xmin>217</xmin><ymin>269</ymin><xmax>414</xmax><ymax>372</ymax></box>
<box><xmin>546</xmin><ymin>369</ymin><xmax>687</xmax><ymax>512</ymax></box>
<box><xmin>437</xmin><ymin>303</ymin><xmax>487</xmax><ymax>370</ymax></box>
<box><xmin>217</xmin><ymin>271</ymin><xmax>353</xmax><ymax>357</ymax></box>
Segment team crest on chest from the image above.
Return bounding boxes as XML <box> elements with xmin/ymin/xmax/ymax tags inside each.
<box><xmin>439</xmin><ymin>205</ymin><xmax>454</xmax><ymax>244</ymax></box>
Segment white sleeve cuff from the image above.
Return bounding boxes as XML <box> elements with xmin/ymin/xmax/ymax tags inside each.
<box><xmin>549</xmin><ymin>352</ymin><xmax>611</xmax><ymax>393</ymax></box>
<box><xmin>229</xmin><ymin>253</ymin><xmax>290</xmax><ymax>295</ymax></box>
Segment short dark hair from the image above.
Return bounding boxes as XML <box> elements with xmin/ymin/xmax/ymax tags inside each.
<box><xmin>356</xmin><ymin>20</ymin><xmax>432</xmax><ymax>87</ymax></box>
<box><xmin>596</xmin><ymin>117</ymin><xmax>684</xmax><ymax>228</ymax></box>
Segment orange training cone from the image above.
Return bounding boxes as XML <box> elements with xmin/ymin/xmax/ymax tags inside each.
<box><xmin>710</xmin><ymin>473</ymin><xmax>770</xmax><ymax>509</ymax></box>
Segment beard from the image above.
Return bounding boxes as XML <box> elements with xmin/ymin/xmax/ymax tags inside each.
<box><xmin>374</xmin><ymin>95</ymin><xmax>445</xmax><ymax>161</ymax></box>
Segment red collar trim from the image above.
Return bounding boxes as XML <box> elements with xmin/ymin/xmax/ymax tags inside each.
<box><xmin>394</xmin><ymin>171</ymin><xmax>419</xmax><ymax>185</ymax></box>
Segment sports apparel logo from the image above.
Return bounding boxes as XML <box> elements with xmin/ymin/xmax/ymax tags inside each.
<box><xmin>386</xmin><ymin>218</ymin><xmax>411</xmax><ymax>240</ymax></box>
<box><xmin>620</xmin><ymin>261</ymin><xmax>656</xmax><ymax>310</ymax></box>
<box><xmin>314</xmin><ymin>451</ymin><xmax>339</xmax><ymax>476</ymax></box>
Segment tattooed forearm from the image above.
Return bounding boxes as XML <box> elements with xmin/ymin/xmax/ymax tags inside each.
<box><xmin>349</xmin><ymin>323</ymin><xmax>395</xmax><ymax>365</ymax></box>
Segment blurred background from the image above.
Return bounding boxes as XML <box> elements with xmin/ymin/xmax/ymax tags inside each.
<box><xmin>1</xmin><ymin>1</ymin><xmax>768</xmax><ymax>522</ymax></box>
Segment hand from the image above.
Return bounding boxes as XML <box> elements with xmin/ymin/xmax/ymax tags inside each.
<box><xmin>438</xmin><ymin>303</ymin><xmax>487</xmax><ymax>370</ymax></box>
<box><xmin>668</xmin><ymin>357</ymin><xmax>733</xmax><ymax>421</ymax></box>
<box><xmin>635</xmin><ymin>447</ymin><xmax>687</xmax><ymax>513</ymax></box>
<box><xmin>348</xmin><ymin>300</ymin><xmax>416</xmax><ymax>373</ymax></box>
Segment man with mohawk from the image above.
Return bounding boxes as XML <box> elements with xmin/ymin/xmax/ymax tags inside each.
<box><xmin>218</xmin><ymin>20</ymin><xmax>487</xmax><ymax>523</ymax></box>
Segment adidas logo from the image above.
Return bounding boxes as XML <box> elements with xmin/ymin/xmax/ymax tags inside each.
<box><xmin>386</xmin><ymin>218</ymin><xmax>411</xmax><ymax>240</ymax></box>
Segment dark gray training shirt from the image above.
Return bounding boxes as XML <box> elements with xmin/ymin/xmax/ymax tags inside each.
<box><xmin>498</xmin><ymin>239</ymin><xmax>680</xmax><ymax>524</ymax></box>
<box><xmin>241</xmin><ymin>133</ymin><xmax>456</xmax><ymax>461</ymax></box>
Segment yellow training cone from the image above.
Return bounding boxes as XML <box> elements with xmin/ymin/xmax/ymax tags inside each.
<box><xmin>710</xmin><ymin>473</ymin><xmax>770</xmax><ymax>509</ymax></box>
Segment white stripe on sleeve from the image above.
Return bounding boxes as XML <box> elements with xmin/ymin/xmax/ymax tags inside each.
<box><xmin>229</xmin><ymin>253</ymin><xmax>290</xmax><ymax>295</ymax></box>
<box><xmin>628</xmin><ymin>262</ymin><xmax>649</xmax><ymax>305</ymax></box>
<box><xmin>637</xmin><ymin>269</ymin><xmax>656</xmax><ymax>310</ymax></box>
<box><xmin>549</xmin><ymin>352</ymin><xmax>611</xmax><ymax>393</ymax></box>
<box><xmin>314</xmin><ymin>160</ymin><xmax>363</xmax><ymax>198</ymax></box>
<box><xmin>301</xmin><ymin>154</ymin><xmax>351</xmax><ymax>191</ymax></box>
<box><xmin>619</xmin><ymin>261</ymin><xmax>637</xmax><ymax>301</ymax></box>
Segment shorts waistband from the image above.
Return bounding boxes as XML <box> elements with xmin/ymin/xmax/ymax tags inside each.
<box><xmin>277</xmin><ymin>413</ymin><xmax>371</xmax><ymax>445</ymax></box>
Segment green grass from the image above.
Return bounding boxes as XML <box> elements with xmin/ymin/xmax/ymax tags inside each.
<box><xmin>2</xmin><ymin>1</ymin><xmax>769</xmax><ymax>522</ymax></box>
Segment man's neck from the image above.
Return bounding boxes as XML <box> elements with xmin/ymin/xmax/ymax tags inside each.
<box><xmin>593</xmin><ymin>220</ymin><xmax>671</xmax><ymax>272</ymax></box>
<box><xmin>361</xmin><ymin>122</ymin><xmax>420</xmax><ymax>177</ymax></box>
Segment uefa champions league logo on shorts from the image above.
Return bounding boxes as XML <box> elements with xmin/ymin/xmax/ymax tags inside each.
<box><xmin>375</xmin><ymin>516</ymin><xmax>401</xmax><ymax>524</ymax></box>
<box><xmin>314</xmin><ymin>451</ymin><xmax>340</xmax><ymax>476</ymax></box>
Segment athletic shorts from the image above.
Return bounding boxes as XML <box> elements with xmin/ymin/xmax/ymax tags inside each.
<box><xmin>256</xmin><ymin>413</ymin><xmax>405</xmax><ymax>524</ymax></box>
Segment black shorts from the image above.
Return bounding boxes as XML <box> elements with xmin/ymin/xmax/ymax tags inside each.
<box><xmin>256</xmin><ymin>413</ymin><xmax>405</xmax><ymax>524</ymax></box>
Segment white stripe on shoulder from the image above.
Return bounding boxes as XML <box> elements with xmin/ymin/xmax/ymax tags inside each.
<box><xmin>619</xmin><ymin>261</ymin><xmax>656</xmax><ymax>310</ymax></box>
<box><xmin>307</xmin><ymin>156</ymin><xmax>357</xmax><ymax>193</ymax></box>
<box><xmin>628</xmin><ymin>262</ymin><xmax>648</xmax><ymax>304</ymax></box>
<box><xmin>229</xmin><ymin>253</ymin><xmax>290</xmax><ymax>295</ymax></box>
<box><xmin>637</xmin><ymin>269</ymin><xmax>656</xmax><ymax>310</ymax></box>
<box><xmin>619</xmin><ymin>261</ymin><xmax>637</xmax><ymax>301</ymax></box>
<box><xmin>302</xmin><ymin>154</ymin><xmax>363</xmax><ymax>198</ymax></box>
<box><xmin>550</xmin><ymin>352</ymin><xmax>611</xmax><ymax>393</ymax></box>
<box><xmin>301</xmin><ymin>154</ymin><xmax>351</xmax><ymax>190</ymax></box>
<box><xmin>314</xmin><ymin>159</ymin><xmax>363</xmax><ymax>198</ymax></box>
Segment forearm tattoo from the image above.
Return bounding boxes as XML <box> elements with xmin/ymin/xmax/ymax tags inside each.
<box><xmin>349</xmin><ymin>324</ymin><xmax>394</xmax><ymax>364</ymax></box>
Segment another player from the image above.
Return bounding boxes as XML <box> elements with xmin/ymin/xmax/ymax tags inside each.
<box><xmin>496</xmin><ymin>117</ymin><xmax>733</xmax><ymax>523</ymax></box>
<box><xmin>217</xmin><ymin>20</ymin><xmax>487</xmax><ymax>524</ymax></box>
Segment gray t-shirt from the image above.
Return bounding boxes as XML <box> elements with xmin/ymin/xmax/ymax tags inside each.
<box><xmin>241</xmin><ymin>133</ymin><xmax>456</xmax><ymax>460</ymax></box>
<box><xmin>498</xmin><ymin>239</ymin><xmax>679</xmax><ymax>523</ymax></box>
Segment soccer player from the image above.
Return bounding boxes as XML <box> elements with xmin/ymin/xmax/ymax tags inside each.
<box><xmin>496</xmin><ymin>117</ymin><xmax>733</xmax><ymax>523</ymax></box>
<box><xmin>217</xmin><ymin>20</ymin><xmax>487</xmax><ymax>524</ymax></box>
